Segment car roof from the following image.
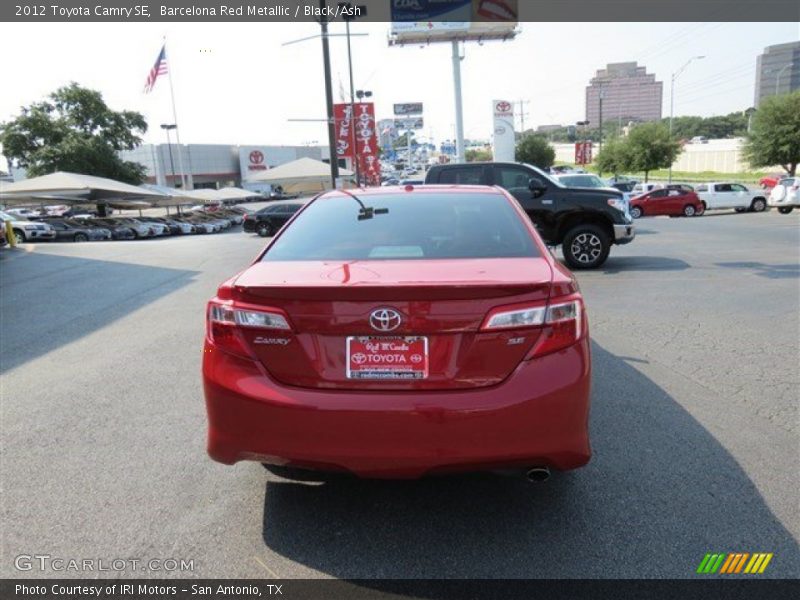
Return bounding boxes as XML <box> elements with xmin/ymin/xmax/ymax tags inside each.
<box><xmin>319</xmin><ymin>184</ymin><xmax>503</xmax><ymax>199</ymax></box>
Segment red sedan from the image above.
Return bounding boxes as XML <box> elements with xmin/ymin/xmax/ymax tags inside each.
<box><xmin>203</xmin><ymin>185</ymin><xmax>591</xmax><ymax>480</ymax></box>
<box><xmin>630</xmin><ymin>187</ymin><xmax>705</xmax><ymax>218</ymax></box>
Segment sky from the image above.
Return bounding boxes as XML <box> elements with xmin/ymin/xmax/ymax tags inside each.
<box><xmin>0</xmin><ymin>21</ymin><xmax>798</xmax><ymax>170</ymax></box>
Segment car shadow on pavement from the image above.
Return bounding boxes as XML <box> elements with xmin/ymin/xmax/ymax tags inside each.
<box><xmin>714</xmin><ymin>262</ymin><xmax>800</xmax><ymax>280</ymax></box>
<box><xmin>598</xmin><ymin>256</ymin><xmax>691</xmax><ymax>273</ymax></box>
<box><xmin>0</xmin><ymin>252</ymin><xmax>198</xmax><ymax>374</ymax></box>
<box><xmin>259</xmin><ymin>342</ymin><xmax>799</xmax><ymax>579</ymax></box>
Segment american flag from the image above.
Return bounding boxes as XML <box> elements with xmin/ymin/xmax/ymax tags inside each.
<box><xmin>143</xmin><ymin>44</ymin><xmax>168</xmax><ymax>94</ymax></box>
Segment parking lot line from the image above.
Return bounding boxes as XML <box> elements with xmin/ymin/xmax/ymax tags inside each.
<box><xmin>253</xmin><ymin>555</ymin><xmax>280</xmax><ymax>578</ymax></box>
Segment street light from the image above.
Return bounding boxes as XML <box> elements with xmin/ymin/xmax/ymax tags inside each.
<box><xmin>669</xmin><ymin>55</ymin><xmax>705</xmax><ymax>183</ymax></box>
<box><xmin>160</xmin><ymin>124</ymin><xmax>178</xmax><ymax>188</ymax></box>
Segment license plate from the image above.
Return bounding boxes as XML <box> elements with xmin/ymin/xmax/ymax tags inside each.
<box><xmin>346</xmin><ymin>336</ymin><xmax>428</xmax><ymax>380</ymax></box>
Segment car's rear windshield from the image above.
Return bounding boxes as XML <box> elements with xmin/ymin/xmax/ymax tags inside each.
<box><xmin>262</xmin><ymin>192</ymin><xmax>539</xmax><ymax>261</ymax></box>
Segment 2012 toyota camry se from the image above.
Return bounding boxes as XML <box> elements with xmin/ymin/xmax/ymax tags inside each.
<box><xmin>203</xmin><ymin>185</ymin><xmax>591</xmax><ymax>480</ymax></box>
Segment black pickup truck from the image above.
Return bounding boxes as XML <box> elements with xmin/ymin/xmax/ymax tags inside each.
<box><xmin>424</xmin><ymin>162</ymin><xmax>635</xmax><ymax>269</ymax></box>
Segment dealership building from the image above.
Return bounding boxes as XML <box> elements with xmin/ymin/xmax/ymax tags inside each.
<box><xmin>120</xmin><ymin>143</ymin><xmax>332</xmax><ymax>191</ymax></box>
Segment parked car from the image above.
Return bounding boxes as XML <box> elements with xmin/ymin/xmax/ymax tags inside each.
<box><xmin>767</xmin><ymin>177</ymin><xmax>799</xmax><ymax>214</ymax></box>
<box><xmin>609</xmin><ymin>180</ymin><xmax>637</xmax><ymax>193</ymax></box>
<box><xmin>137</xmin><ymin>217</ymin><xmax>185</xmax><ymax>235</ymax></box>
<box><xmin>759</xmin><ymin>173</ymin><xmax>788</xmax><ymax>189</ymax></box>
<box><xmin>381</xmin><ymin>178</ymin><xmax>400</xmax><ymax>186</ymax></box>
<box><xmin>554</xmin><ymin>172</ymin><xmax>632</xmax><ymax>211</ymax></box>
<box><xmin>630</xmin><ymin>188</ymin><xmax>705</xmax><ymax>218</ymax></box>
<box><xmin>425</xmin><ymin>162</ymin><xmax>635</xmax><ymax>269</ymax></box>
<box><xmin>243</xmin><ymin>202</ymin><xmax>304</xmax><ymax>237</ymax></box>
<box><xmin>5</xmin><ymin>207</ymin><xmax>40</xmax><ymax>219</ymax></box>
<box><xmin>214</xmin><ymin>208</ymin><xmax>245</xmax><ymax>225</ymax></box>
<box><xmin>695</xmin><ymin>182</ymin><xmax>768</xmax><ymax>213</ymax></box>
<box><xmin>46</xmin><ymin>219</ymin><xmax>108</xmax><ymax>242</ymax></box>
<box><xmin>630</xmin><ymin>182</ymin><xmax>664</xmax><ymax>197</ymax></box>
<box><xmin>93</xmin><ymin>217</ymin><xmax>153</xmax><ymax>238</ymax></box>
<box><xmin>0</xmin><ymin>210</ymin><xmax>56</xmax><ymax>244</ymax></box>
<box><xmin>203</xmin><ymin>186</ymin><xmax>591</xmax><ymax>480</ymax></box>
<box><xmin>76</xmin><ymin>218</ymin><xmax>136</xmax><ymax>240</ymax></box>
<box><xmin>173</xmin><ymin>215</ymin><xmax>215</xmax><ymax>233</ymax></box>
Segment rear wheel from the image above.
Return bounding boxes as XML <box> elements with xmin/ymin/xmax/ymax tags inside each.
<box><xmin>562</xmin><ymin>224</ymin><xmax>611</xmax><ymax>270</ymax></box>
<box><xmin>74</xmin><ymin>233</ymin><xmax>88</xmax><ymax>242</ymax></box>
<box><xmin>257</xmin><ymin>222</ymin><xmax>273</xmax><ymax>238</ymax></box>
<box><xmin>778</xmin><ymin>206</ymin><xmax>794</xmax><ymax>214</ymax></box>
<box><xmin>750</xmin><ymin>198</ymin><xmax>767</xmax><ymax>212</ymax></box>
<box><xmin>683</xmin><ymin>204</ymin><xmax>696</xmax><ymax>217</ymax></box>
<box><xmin>12</xmin><ymin>229</ymin><xmax>26</xmax><ymax>244</ymax></box>
<box><xmin>630</xmin><ymin>206</ymin><xmax>643</xmax><ymax>219</ymax></box>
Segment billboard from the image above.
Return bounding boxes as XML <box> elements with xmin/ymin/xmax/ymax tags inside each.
<box><xmin>334</xmin><ymin>102</ymin><xmax>381</xmax><ymax>186</ymax></box>
<box><xmin>394</xmin><ymin>117</ymin><xmax>424</xmax><ymax>130</ymax></box>
<box><xmin>492</xmin><ymin>99</ymin><xmax>515</xmax><ymax>162</ymax></box>
<box><xmin>394</xmin><ymin>102</ymin><xmax>424</xmax><ymax>116</ymax></box>
<box><xmin>390</xmin><ymin>0</ymin><xmax>518</xmax><ymax>45</ymax></box>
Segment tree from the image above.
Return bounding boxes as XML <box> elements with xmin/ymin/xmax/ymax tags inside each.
<box><xmin>515</xmin><ymin>135</ymin><xmax>555</xmax><ymax>169</ymax></box>
<box><xmin>0</xmin><ymin>83</ymin><xmax>148</xmax><ymax>184</ymax></box>
<box><xmin>466</xmin><ymin>148</ymin><xmax>493</xmax><ymax>162</ymax></box>
<box><xmin>743</xmin><ymin>91</ymin><xmax>800</xmax><ymax>176</ymax></box>
<box><xmin>594</xmin><ymin>136</ymin><xmax>632</xmax><ymax>176</ymax></box>
<box><xmin>624</xmin><ymin>123</ymin><xmax>682</xmax><ymax>182</ymax></box>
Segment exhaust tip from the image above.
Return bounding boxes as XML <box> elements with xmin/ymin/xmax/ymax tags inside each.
<box><xmin>525</xmin><ymin>467</ymin><xmax>551</xmax><ymax>483</ymax></box>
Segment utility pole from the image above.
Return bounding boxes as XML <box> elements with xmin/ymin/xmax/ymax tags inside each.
<box><xmin>319</xmin><ymin>0</ymin><xmax>339</xmax><ymax>188</ymax></box>
<box><xmin>598</xmin><ymin>89</ymin><xmax>604</xmax><ymax>152</ymax></box>
<box><xmin>451</xmin><ymin>41</ymin><xmax>465</xmax><ymax>163</ymax></box>
<box><xmin>516</xmin><ymin>99</ymin><xmax>530</xmax><ymax>135</ymax></box>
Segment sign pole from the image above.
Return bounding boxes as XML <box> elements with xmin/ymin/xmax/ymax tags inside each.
<box><xmin>319</xmin><ymin>1</ymin><xmax>340</xmax><ymax>188</ymax></box>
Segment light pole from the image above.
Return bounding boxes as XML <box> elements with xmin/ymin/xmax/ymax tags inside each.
<box><xmin>669</xmin><ymin>55</ymin><xmax>705</xmax><ymax>183</ymax></box>
<box><xmin>340</xmin><ymin>3</ymin><xmax>366</xmax><ymax>186</ymax></box>
<box><xmin>598</xmin><ymin>88</ymin><xmax>605</xmax><ymax>153</ymax></box>
<box><xmin>160</xmin><ymin>124</ymin><xmax>177</xmax><ymax>188</ymax></box>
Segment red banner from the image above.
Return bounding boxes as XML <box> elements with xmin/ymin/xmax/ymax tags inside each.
<box><xmin>334</xmin><ymin>102</ymin><xmax>381</xmax><ymax>186</ymax></box>
<box><xmin>574</xmin><ymin>141</ymin><xmax>593</xmax><ymax>165</ymax></box>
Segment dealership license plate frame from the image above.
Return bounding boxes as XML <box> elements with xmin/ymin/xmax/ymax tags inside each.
<box><xmin>346</xmin><ymin>336</ymin><xmax>429</xmax><ymax>380</ymax></box>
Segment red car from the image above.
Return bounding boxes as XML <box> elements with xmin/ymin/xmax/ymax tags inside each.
<box><xmin>630</xmin><ymin>188</ymin><xmax>705</xmax><ymax>218</ymax></box>
<box><xmin>759</xmin><ymin>173</ymin><xmax>787</xmax><ymax>189</ymax></box>
<box><xmin>203</xmin><ymin>185</ymin><xmax>591</xmax><ymax>480</ymax></box>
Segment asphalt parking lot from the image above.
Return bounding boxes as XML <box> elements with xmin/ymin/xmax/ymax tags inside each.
<box><xmin>1</xmin><ymin>209</ymin><xmax>798</xmax><ymax>579</ymax></box>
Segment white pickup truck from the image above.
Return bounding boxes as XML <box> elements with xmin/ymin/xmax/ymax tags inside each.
<box><xmin>695</xmin><ymin>182</ymin><xmax>768</xmax><ymax>213</ymax></box>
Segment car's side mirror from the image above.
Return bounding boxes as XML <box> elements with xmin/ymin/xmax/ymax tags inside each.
<box><xmin>528</xmin><ymin>177</ymin><xmax>547</xmax><ymax>197</ymax></box>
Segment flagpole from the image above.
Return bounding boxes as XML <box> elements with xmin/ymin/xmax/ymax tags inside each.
<box><xmin>164</xmin><ymin>38</ymin><xmax>188</xmax><ymax>189</ymax></box>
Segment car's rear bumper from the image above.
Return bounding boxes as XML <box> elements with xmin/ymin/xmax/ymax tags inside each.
<box><xmin>203</xmin><ymin>340</ymin><xmax>592</xmax><ymax>478</ymax></box>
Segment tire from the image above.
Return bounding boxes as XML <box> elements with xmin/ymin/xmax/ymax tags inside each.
<box><xmin>630</xmin><ymin>206</ymin><xmax>643</xmax><ymax>219</ymax></box>
<box><xmin>778</xmin><ymin>207</ymin><xmax>794</xmax><ymax>214</ymax></box>
<box><xmin>74</xmin><ymin>233</ymin><xmax>89</xmax><ymax>242</ymax></box>
<box><xmin>750</xmin><ymin>197</ymin><xmax>767</xmax><ymax>212</ymax></box>
<box><xmin>12</xmin><ymin>229</ymin><xmax>26</xmax><ymax>244</ymax></box>
<box><xmin>562</xmin><ymin>224</ymin><xmax>611</xmax><ymax>270</ymax></box>
<box><xmin>257</xmin><ymin>223</ymin><xmax>273</xmax><ymax>238</ymax></box>
<box><xmin>683</xmin><ymin>204</ymin><xmax>696</xmax><ymax>217</ymax></box>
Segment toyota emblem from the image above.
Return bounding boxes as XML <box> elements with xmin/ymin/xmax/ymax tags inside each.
<box><xmin>496</xmin><ymin>101</ymin><xmax>512</xmax><ymax>112</ymax></box>
<box><xmin>249</xmin><ymin>150</ymin><xmax>264</xmax><ymax>165</ymax></box>
<box><xmin>369</xmin><ymin>308</ymin><xmax>402</xmax><ymax>332</ymax></box>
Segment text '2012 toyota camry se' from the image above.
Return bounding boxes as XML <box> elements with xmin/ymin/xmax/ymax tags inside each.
<box><xmin>203</xmin><ymin>185</ymin><xmax>591</xmax><ymax>479</ymax></box>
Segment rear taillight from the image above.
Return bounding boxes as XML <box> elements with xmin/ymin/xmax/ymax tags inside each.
<box><xmin>207</xmin><ymin>300</ymin><xmax>291</xmax><ymax>358</ymax></box>
<box><xmin>481</xmin><ymin>297</ymin><xmax>586</xmax><ymax>358</ymax></box>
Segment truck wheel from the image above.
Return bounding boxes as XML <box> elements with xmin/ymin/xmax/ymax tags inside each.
<box><xmin>778</xmin><ymin>207</ymin><xmax>794</xmax><ymax>214</ymax></box>
<box><xmin>750</xmin><ymin>198</ymin><xmax>767</xmax><ymax>212</ymax></box>
<box><xmin>562</xmin><ymin>224</ymin><xmax>610</xmax><ymax>270</ymax></box>
<box><xmin>630</xmin><ymin>206</ymin><xmax>643</xmax><ymax>219</ymax></box>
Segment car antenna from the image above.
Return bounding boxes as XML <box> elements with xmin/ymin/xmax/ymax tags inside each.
<box><xmin>336</xmin><ymin>188</ymin><xmax>389</xmax><ymax>221</ymax></box>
